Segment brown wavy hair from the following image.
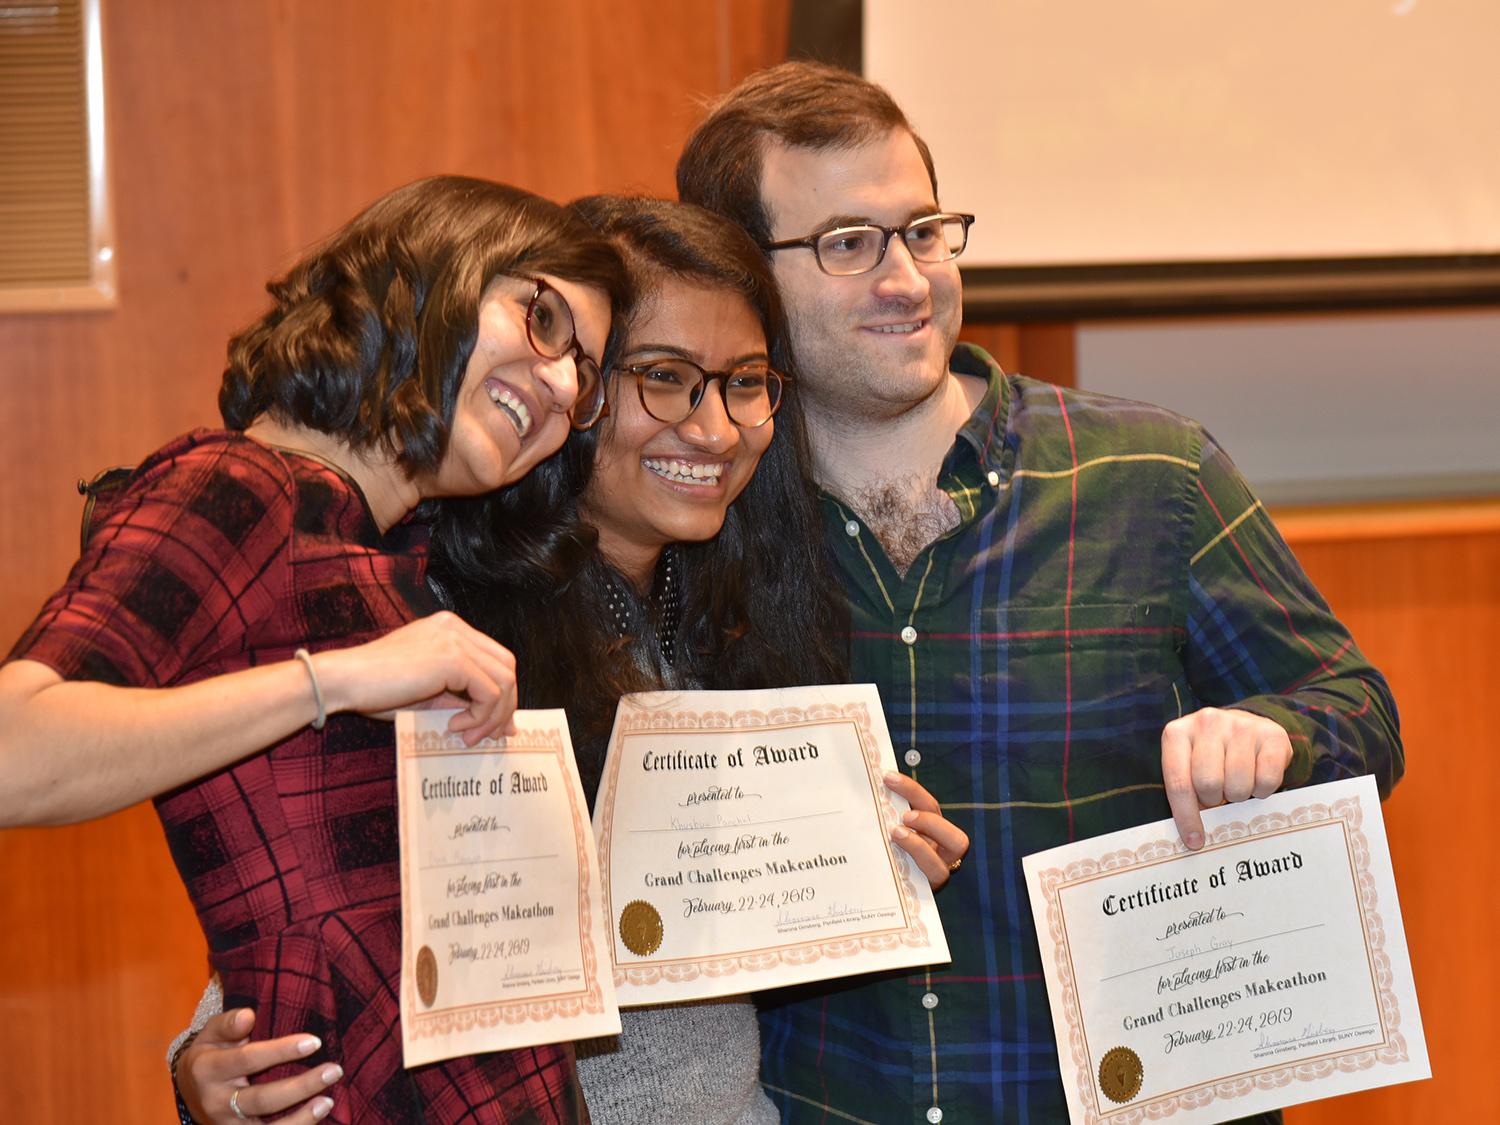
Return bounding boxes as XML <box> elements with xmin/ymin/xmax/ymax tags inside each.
<box><xmin>219</xmin><ymin>175</ymin><xmax>630</xmax><ymax>475</ymax></box>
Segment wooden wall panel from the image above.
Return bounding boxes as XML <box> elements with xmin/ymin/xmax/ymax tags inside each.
<box><xmin>0</xmin><ymin>2</ymin><xmax>788</xmax><ymax>1120</ymax></box>
<box><xmin>1277</xmin><ymin>523</ymin><xmax>1500</xmax><ymax>1122</ymax></box>
<box><xmin>957</xmin><ymin>320</ymin><xmax>1077</xmax><ymax>385</ymax></box>
<box><xmin>0</xmin><ymin>806</ymin><xmax>208</xmax><ymax>1120</ymax></box>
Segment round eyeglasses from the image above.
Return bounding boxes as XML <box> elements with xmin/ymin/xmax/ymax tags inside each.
<box><xmin>518</xmin><ymin>277</ymin><xmax>607</xmax><ymax>430</ymax></box>
<box><xmin>762</xmin><ymin>212</ymin><xmax>976</xmax><ymax>277</ymax></box>
<box><xmin>615</xmin><ymin>359</ymin><xmax>787</xmax><ymax>429</ymax></box>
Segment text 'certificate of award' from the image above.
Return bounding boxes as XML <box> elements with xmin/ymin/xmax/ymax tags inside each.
<box><xmin>396</xmin><ymin>709</ymin><xmax>619</xmax><ymax>1067</ymax></box>
<box><xmin>595</xmin><ymin>684</ymin><xmax>950</xmax><ymax>1006</ymax></box>
<box><xmin>1023</xmin><ymin>775</ymin><xmax>1428</xmax><ymax>1124</ymax></box>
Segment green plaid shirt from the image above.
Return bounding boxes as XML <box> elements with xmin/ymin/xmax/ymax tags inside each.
<box><xmin>758</xmin><ymin>345</ymin><xmax>1402</xmax><ymax>1124</ymax></box>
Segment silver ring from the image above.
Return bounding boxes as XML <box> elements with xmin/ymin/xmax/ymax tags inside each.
<box><xmin>229</xmin><ymin>1087</ymin><xmax>250</xmax><ymax>1121</ymax></box>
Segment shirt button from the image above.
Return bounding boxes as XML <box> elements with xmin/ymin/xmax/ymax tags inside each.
<box><xmin>987</xmin><ymin>469</ymin><xmax>1000</xmax><ymax>487</ymax></box>
<box><xmin>921</xmin><ymin>991</ymin><xmax>939</xmax><ymax>1009</ymax></box>
<box><xmin>904</xmin><ymin>748</ymin><xmax>922</xmax><ymax>767</ymax></box>
<box><xmin>844</xmin><ymin>519</ymin><xmax>860</xmax><ymax>537</ymax></box>
<box><xmin>900</xmin><ymin>626</ymin><xmax>918</xmax><ymax>645</ymax></box>
<box><xmin>926</xmin><ymin>1109</ymin><xmax>944</xmax><ymax>1123</ymax></box>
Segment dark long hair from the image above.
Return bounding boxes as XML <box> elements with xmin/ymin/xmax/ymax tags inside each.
<box><xmin>428</xmin><ymin>196</ymin><xmax>847</xmax><ymax>801</ymax></box>
<box><xmin>219</xmin><ymin>175</ymin><xmax>630</xmax><ymax>476</ymax></box>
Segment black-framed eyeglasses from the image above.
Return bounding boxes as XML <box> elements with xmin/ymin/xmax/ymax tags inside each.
<box><xmin>519</xmin><ymin>277</ymin><xmax>607</xmax><ymax>430</ymax></box>
<box><xmin>762</xmin><ymin>212</ymin><xmax>976</xmax><ymax>277</ymax></box>
<box><xmin>614</xmin><ymin>359</ymin><xmax>787</xmax><ymax>429</ymax></box>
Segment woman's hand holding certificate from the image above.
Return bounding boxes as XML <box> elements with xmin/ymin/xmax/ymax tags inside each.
<box><xmin>594</xmin><ymin>684</ymin><xmax>951</xmax><ymax>1005</ymax></box>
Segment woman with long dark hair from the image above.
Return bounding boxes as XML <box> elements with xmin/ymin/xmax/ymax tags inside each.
<box><xmin>433</xmin><ymin>194</ymin><xmax>845</xmax><ymax>790</ymax></box>
<box><xmin>0</xmin><ymin>176</ymin><xmax>629</xmax><ymax>1123</ymax></box>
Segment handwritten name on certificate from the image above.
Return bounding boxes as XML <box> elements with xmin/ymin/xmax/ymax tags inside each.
<box><xmin>594</xmin><ymin>684</ymin><xmax>950</xmax><ymax>1006</ymax></box>
<box><xmin>1023</xmin><ymin>775</ymin><xmax>1428</xmax><ymax>1124</ymax></box>
<box><xmin>395</xmin><ymin>709</ymin><xmax>619</xmax><ymax>1067</ymax></box>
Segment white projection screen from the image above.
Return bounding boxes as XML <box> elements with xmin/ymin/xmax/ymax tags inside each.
<box><xmin>864</xmin><ymin>0</ymin><xmax>1500</xmax><ymax>317</ymax></box>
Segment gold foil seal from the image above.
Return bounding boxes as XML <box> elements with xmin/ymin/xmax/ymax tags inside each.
<box><xmin>1098</xmin><ymin>1045</ymin><xmax>1143</xmax><ymax>1104</ymax></box>
<box><xmin>618</xmin><ymin>900</ymin><xmax>664</xmax><ymax>956</ymax></box>
<box><xmin>415</xmin><ymin>944</ymin><xmax>438</xmax><ymax>1008</ymax></box>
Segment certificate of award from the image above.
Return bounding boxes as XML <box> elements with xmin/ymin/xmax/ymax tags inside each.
<box><xmin>594</xmin><ymin>684</ymin><xmax>950</xmax><ymax>1006</ymax></box>
<box><xmin>1023</xmin><ymin>775</ymin><xmax>1428</xmax><ymax>1124</ymax></box>
<box><xmin>396</xmin><ymin>709</ymin><xmax>619</xmax><ymax>1067</ymax></box>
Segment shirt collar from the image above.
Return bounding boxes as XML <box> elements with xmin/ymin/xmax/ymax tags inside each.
<box><xmin>947</xmin><ymin>342</ymin><xmax>1011</xmax><ymax>481</ymax></box>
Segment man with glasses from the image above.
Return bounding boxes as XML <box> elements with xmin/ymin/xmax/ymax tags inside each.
<box><xmin>678</xmin><ymin>61</ymin><xmax>1401</xmax><ymax>1124</ymax></box>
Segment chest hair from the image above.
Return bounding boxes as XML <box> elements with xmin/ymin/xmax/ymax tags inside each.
<box><xmin>846</xmin><ymin>477</ymin><xmax>960</xmax><ymax>577</ymax></box>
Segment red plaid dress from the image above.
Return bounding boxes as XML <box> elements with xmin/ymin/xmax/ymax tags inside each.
<box><xmin>10</xmin><ymin>431</ymin><xmax>587</xmax><ymax>1123</ymax></box>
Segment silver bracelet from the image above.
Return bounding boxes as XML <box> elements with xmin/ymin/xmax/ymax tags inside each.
<box><xmin>294</xmin><ymin>648</ymin><xmax>327</xmax><ymax>730</ymax></box>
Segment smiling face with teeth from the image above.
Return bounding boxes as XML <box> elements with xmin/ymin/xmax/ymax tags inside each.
<box><xmin>432</xmin><ymin>273</ymin><xmax>611</xmax><ymax>498</ymax></box>
<box><xmin>580</xmin><ymin>278</ymin><xmax>775</xmax><ymax>588</ymax></box>
<box><xmin>758</xmin><ymin>128</ymin><xmax>963</xmax><ymax>429</ymax></box>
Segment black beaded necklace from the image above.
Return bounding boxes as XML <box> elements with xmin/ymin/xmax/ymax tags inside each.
<box><xmin>604</xmin><ymin>546</ymin><xmax>681</xmax><ymax>666</ymax></box>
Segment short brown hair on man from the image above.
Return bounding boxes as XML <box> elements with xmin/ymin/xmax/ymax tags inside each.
<box><xmin>676</xmin><ymin>60</ymin><xmax>938</xmax><ymax>246</ymax></box>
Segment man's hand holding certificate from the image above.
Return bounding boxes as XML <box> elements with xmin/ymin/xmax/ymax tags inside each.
<box><xmin>1023</xmin><ymin>775</ymin><xmax>1428</xmax><ymax>1123</ymax></box>
<box><xmin>594</xmin><ymin>684</ymin><xmax>950</xmax><ymax>1005</ymax></box>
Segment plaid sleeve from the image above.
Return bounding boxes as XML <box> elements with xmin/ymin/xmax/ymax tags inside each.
<box><xmin>1182</xmin><ymin>432</ymin><xmax>1404</xmax><ymax>796</ymax></box>
<box><xmin>9</xmin><ymin>434</ymin><xmax>294</xmax><ymax>689</ymax></box>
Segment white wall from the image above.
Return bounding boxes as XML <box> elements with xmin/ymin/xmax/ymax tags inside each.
<box><xmin>867</xmin><ymin>0</ymin><xmax>1500</xmax><ymax>268</ymax></box>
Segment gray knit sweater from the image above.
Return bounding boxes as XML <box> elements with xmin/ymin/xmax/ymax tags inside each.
<box><xmin>576</xmin><ymin>997</ymin><xmax>778</xmax><ymax>1125</ymax></box>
